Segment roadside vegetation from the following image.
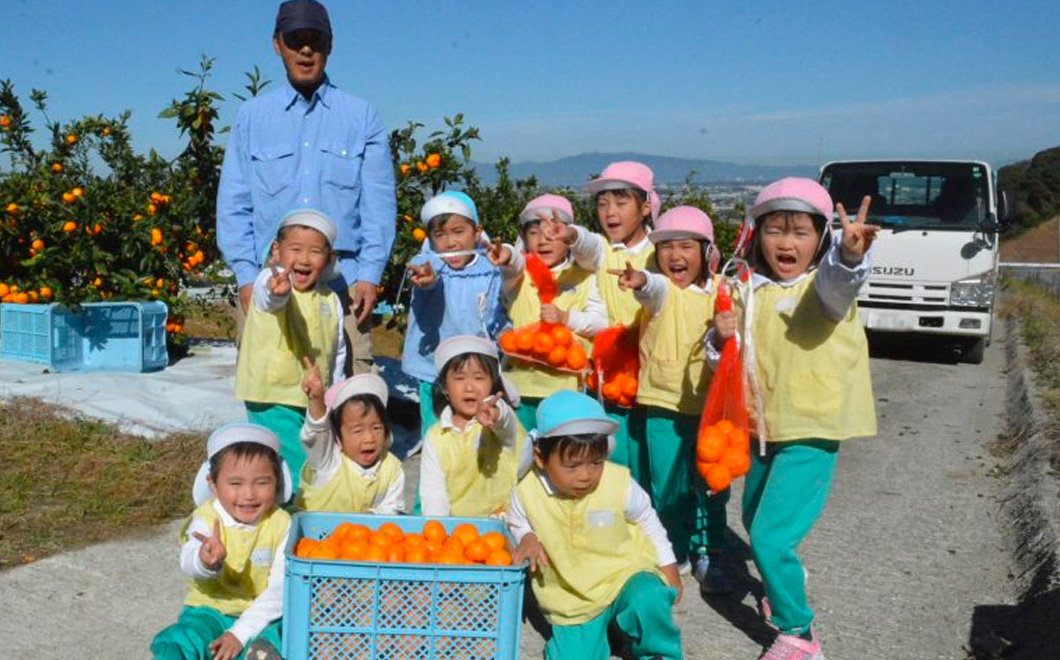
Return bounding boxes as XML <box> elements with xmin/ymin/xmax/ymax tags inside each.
<box><xmin>999</xmin><ymin>277</ymin><xmax>1060</xmax><ymax>412</ymax></box>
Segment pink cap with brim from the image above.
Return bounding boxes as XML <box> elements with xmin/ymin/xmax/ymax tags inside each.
<box><xmin>649</xmin><ymin>206</ymin><xmax>714</xmax><ymax>244</ymax></box>
<box><xmin>434</xmin><ymin>335</ymin><xmax>521</xmax><ymax>407</ymax></box>
<box><xmin>519</xmin><ymin>194</ymin><xmax>575</xmax><ymax>225</ymax></box>
<box><xmin>325</xmin><ymin>373</ymin><xmax>389</xmax><ymax>411</ymax></box>
<box><xmin>587</xmin><ymin>161</ymin><xmax>655</xmax><ymax>196</ymax></box>
<box><xmin>750</xmin><ymin>177</ymin><xmax>834</xmax><ymax>222</ymax></box>
<box><xmin>191</xmin><ymin>423</ymin><xmax>293</xmax><ymax>506</ymax></box>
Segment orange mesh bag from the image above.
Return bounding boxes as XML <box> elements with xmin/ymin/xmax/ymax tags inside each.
<box><xmin>587</xmin><ymin>324</ymin><xmax>640</xmax><ymax>408</ymax></box>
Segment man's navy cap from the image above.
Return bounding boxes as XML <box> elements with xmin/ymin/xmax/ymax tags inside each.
<box><xmin>275</xmin><ymin>0</ymin><xmax>332</xmax><ymax>38</ymax></box>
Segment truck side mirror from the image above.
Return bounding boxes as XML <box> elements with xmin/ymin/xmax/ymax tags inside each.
<box><xmin>998</xmin><ymin>189</ymin><xmax>1017</xmax><ymax>226</ymax></box>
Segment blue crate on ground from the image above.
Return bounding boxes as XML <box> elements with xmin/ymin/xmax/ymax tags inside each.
<box><xmin>284</xmin><ymin>512</ymin><xmax>526</xmax><ymax>660</ymax></box>
<box><xmin>0</xmin><ymin>301</ymin><xmax>168</xmax><ymax>372</ymax></box>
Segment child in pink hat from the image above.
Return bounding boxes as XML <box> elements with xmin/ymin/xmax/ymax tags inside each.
<box><xmin>609</xmin><ymin>205</ymin><xmax>737</xmax><ymax>587</ymax></box>
<box><xmin>736</xmin><ymin>177</ymin><xmax>879</xmax><ymax>660</ymax></box>
<box><xmin>487</xmin><ymin>194</ymin><xmax>608</xmax><ymax>431</ymax></box>
<box><xmin>541</xmin><ymin>161</ymin><xmax>659</xmax><ymax>467</ymax></box>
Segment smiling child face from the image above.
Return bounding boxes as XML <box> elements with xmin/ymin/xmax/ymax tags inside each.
<box><xmin>209</xmin><ymin>451</ymin><xmax>278</xmax><ymax>525</ymax></box>
<box><xmin>270</xmin><ymin>225</ymin><xmax>333</xmax><ymax>291</ymax></box>
<box><xmin>596</xmin><ymin>190</ymin><xmax>650</xmax><ymax>246</ymax></box>
<box><xmin>656</xmin><ymin>238</ymin><xmax>706</xmax><ymax>289</ymax></box>
<box><xmin>523</xmin><ymin>221</ymin><xmax>569</xmax><ymax>268</ymax></box>
<box><xmin>429</xmin><ymin>215</ymin><xmax>480</xmax><ymax>269</ymax></box>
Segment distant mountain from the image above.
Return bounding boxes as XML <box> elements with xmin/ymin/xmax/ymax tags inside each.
<box><xmin>472</xmin><ymin>152</ymin><xmax>816</xmax><ymax>187</ymax></box>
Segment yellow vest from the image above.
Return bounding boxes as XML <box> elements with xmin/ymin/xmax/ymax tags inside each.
<box><xmin>235</xmin><ymin>287</ymin><xmax>340</xmax><ymax>408</ymax></box>
<box><xmin>516</xmin><ymin>463</ymin><xmax>662</xmax><ymax>625</ymax></box>
<box><xmin>295</xmin><ymin>451</ymin><xmax>403</xmax><ymax>513</ymax></box>
<box><xmin>505</xmin><ymin>260</ymin><xmax>593</xmax><ymax>399</ymax></box>
<box><xmin>752</xmin><ymin>274</ymin><xmax>877</xmax><ymax>441</ymax></box>
<box><xmin>181</xmin><ymin>500</ymin><xmax>290</xmax><ymax>616</ymax></box>
<box><xmin>597</xmin><ymin>243</ymin><xmax>654</xmax><ymax>326</ymax></box>
<box><xmin>428</xmin><ymin>417</ymin><xmax>527</xmax><ymax>517</ymax></box>
<box><xmin>637</xmin><ymin>276</ymin><xmax>718</xmax><ymax>414</ymax></box>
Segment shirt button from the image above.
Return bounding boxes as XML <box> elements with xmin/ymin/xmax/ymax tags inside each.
<box><xmin>341</xmin><ymin>150</ymin><xmax>347</xmax><ymax>156</ymax></box>
<box><xmin>303</xmin><ymin>142</ymin><xmax>310</xmax><ymax>147</ymax></box>
<box><xmin>302</xmin><ymin>197</ymin><xmax>310</xmax><ymax>204</ymax></box>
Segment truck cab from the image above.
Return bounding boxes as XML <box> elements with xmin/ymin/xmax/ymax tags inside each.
<box><xmin>819</xmin><ymin>160</ymin><xmax>1007</xmax><ymax>364</ymax></box>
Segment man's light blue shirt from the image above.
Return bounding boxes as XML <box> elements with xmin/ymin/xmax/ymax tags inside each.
<box><xmin>217</xmin><ymin>78</ymin><xmax>396</xmax><ymax>289</ymax></box>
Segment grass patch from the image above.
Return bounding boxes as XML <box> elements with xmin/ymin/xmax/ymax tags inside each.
<box><xmin>0</xmin><ymin>397</ymin><xmax>204</xmax><ymax>570</ymax></box>
<box><xmin>1001</xmin><ymin>278</ymin><xmax>1060</xmax><ymax>399</ymax></box>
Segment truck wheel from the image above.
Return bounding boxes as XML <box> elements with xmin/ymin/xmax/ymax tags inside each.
<box><xmin>962</xmin><ymin>338</ymin><xmax>986</xmax><ymax>364</ymax></box>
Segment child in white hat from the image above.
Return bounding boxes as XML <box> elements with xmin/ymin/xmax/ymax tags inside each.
<box><xmin>487</xmin><ymin>193</ymin><xmax>608</xmax><ymax>431</ymax></box>
<box><xmin>150</xmin><ymin>423</ymin><xmax>292</xmax><ymax>660</ymax></box>
<box><xmin>418</xmin><ymin>334</ymin><xmax>530</xmax><ymax>517</ymax></box>
<box><xmin>736</xmin><ymin>178</ymin><xmax>879</xmax><ymax>660</ymax></box>
<box><xmin>401</xmin><ymin>191</ymin><xmax>509</xmax><ymax>451</ymax></box>
<box><xmin>235</xmin><ymin>209</ymin><xmax>347</xmax><ymax>496</ymax></box>
<box><xmin>610</xmin><ymin>205</ymin><xmax>736</xmax><ymax>589</ymax></box>
<box><xmin>296</xmin><ymin>366</ymin><xmax>405</xmax><ymax>513</ymax></box>
<box><xmin>508</xmin><ymin>390</ymin><xmax>682</xmax><ymax>659</ymax></box>
<box><xmin>539</xmin><ymin>161</ymin><xmax>660</xmax><ymax>467</ymax></box>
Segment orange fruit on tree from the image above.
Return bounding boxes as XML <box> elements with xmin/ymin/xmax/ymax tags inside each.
<box><xmin>14</xmin><ymin>292</ymin><xmax>28</xmax><ymax>304</ymax></box>
<box><xmin>39</xmin><ymin>286</ymin><xmax>52</xmax><ymax>299</ymax></box>
<box><xmin>547</xmin><ymin>345</ymin><xmax>568</xmax><ymax>368</ymax></box>
<box><xmin>485</xmin><ymin>549</ymin><xmax>513</xmax><ymax>566</ymax></box>
<box><xmin>464</xmin><ymin>539</ymin><xmax>491</xmax><ymax>563</ymax></box>
<box><xmin>697</xmin><ymin>428</ymin><xmax>726</xmax><ymax>463</ymax></box>
<box><xmin>399</xmin><ymin>163</ymin><xmax>411</xmax><ymax>176</ymax></box>
<box><xmin>566</xmin><ymin>344</ymin><xmax>588</xmax><ymax>370</ymax></box>
<box><xmin>426</xmin><ymin>153</ymin><xmax>442</xmax><ymax>168</ymax></box>
<box><xmin>412</xmin><ymin>227</ymin><xmax>426</xmax><ymax>242</ymax></box>
<box><xmin>721</xmin><ymin>447</ymin><xmax>751</xmax><ymax>478</ymax></box>
<box><xmin>66</xmin><ymin>134</ymin><xmax>77</xmax><ymax>144</ymax></box>
<box><xmin>0</xmin><ymin>283</ymin><xmax>8</xmax><ymax>297</ymax></box>
<box><xmin>480</xmin><ymin>532</ymin><xmax>507</xmax><ymax>553</ymax></box>
<box><xmin>31</xmin><ymin>239</ymin><xmax>43</xmax><ymax>251</ymax></box>
<box><xmin>27</xmin><ymin>291</ymin><xmax>38</xmax><ymax>303</ymax></box>
<box><xmin>422</xmin><ymin>520</ymin><xmax>447</xmax><ymax>544</ymax></box>
<box><xmin>499</xmin><ymin>331</ymin><xmax>519</xmax><ymax>353</ymax></box>
<box><xmin>515</xmin><ymin>328</ymin><xmax>534</xmax><ymax>352</ymax></box>
<box><xmin>452</xmin><ymin>523</ymin><xmax>479</xmax><ymax>546</ymax></box>
<box><xmin>703</xmin><ymin>463</ymin><xmax>732</xmax><ymax>493</ymax></box>
<box><xmin>72</xmin><ymin>186</ymin><xmax>83</xmax><ymax>198</ymax></box>
<box><xmin>0</xmin><ymin>116</ymin><xmax>9</xmax><ymax>128</ymax></box>
<box><xmin>549</xmin><ymin>325</ymin><xmax>573</xmax><ymax>347</ymax></box>
<box><xmin>51</xmin><ymin>162</ymin><xmax>62</xmax><ymax>173</ymax></box>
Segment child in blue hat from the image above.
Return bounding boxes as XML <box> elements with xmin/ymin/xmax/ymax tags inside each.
<box><xmin>508</xmin><ymin>390</ymin><xmax>683</xmax><ymax>659</ymax></box>
<box><xmin>401</xmin><ymin>191</ymin><xmax>509</xmax><ymax>452</ymax></box>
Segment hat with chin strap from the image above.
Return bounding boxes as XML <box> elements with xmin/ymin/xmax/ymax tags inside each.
<box><xmin>192</xmin><ymin>422</ymin><xmax>293</xmax><ymax>507</ymax></box>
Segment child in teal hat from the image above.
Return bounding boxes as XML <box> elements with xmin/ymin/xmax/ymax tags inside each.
<box><xmin>508</xmin><ymin>390</ymin><xmax>683</xmax><ymax>659</ymax></box>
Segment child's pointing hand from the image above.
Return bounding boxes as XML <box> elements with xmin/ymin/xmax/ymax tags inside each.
<box><xmin>837</xmin><ymin>195</ymin><xmax>881</xmax><ymax>266</ymax></box>
<box><xmin>608</xmin><ymin>261</ymin><xmax>647</xmax><ymax>291</ymax></box>
<box><xmin>487</xmin><ymin>237</ymin><xmax>512</xmax><ymax>266</ymax></box>
<box><xmin>267</xmin><ymin>263</ymin><xmax>291</xmax><ymax>297</ymax></box>
<box><xmin>539</xmin><ymin>210</ymin><xmax>576</xmax><ymax>245</ymax></box>
<box><xmin>476</xmin><ymin>394</ymin><xmax>503</xmax><ymax>429</ymax></box>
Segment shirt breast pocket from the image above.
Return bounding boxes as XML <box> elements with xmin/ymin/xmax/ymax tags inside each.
<box><xmin>583</xmin><ymin>509</ymin><xmax>631</xmax><ymax>553</ymax></box>
<box><xmin>320</xmin><ymin>143</ymin><xmax>363</xmax><ymax>190</ymax></box>
<box><xmin>250</xmin><ymin>146</ymin><xmax>295</xmax><ymax>197</ymax></box>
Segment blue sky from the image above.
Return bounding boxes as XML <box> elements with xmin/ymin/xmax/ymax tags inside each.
<box><xmin>3</xmin><ymin>0</ymin><xmax>1058</xmax><ymax>167</ymax></box>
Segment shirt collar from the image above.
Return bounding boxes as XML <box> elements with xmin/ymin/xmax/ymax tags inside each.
<box><xmin>341</xmin><ymin>453</ymin><xmax>382</xmax><ymax>476</ymax></box>
<box><xmin>609</xmin><ymin>234</ymin><xmax>652</xmax><ymax>255</ymax></box>
<box><xmin>751</xmin><ymin>269</ymin><xmax>813</xmax><ymax>290</ymax></box>
<box><xmin>212</xmin><ymin>498</ymin><xmax>261</xmax><ymax>531</ymax></box>
<box><xmin>283</xmin><ymin>76</ymin><xmax>332</xmax><ymax>111</ymax></box>
<box><xmin>439</xmin><ymin>406</ymin><xmax>477</xmax><ymax>434</ymax></box>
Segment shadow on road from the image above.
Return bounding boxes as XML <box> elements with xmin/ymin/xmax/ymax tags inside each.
<box><xmin>697</xmin><ymin>532</ymin><xmax>775</xmax><ymax>649</ymax></box>
<box><xmin>968</xmin><ymin>588</ymin><xmax>1060</xmax><ymax>660</ymax></box>
<box><xmin>866</xmin><ymin>331</ymin><xmax>971</xmax><ymax>364</ymax></box>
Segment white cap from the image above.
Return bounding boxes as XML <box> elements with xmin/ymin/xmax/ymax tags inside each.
<box><xmin>325</xmin><ymin>373</ymin><xmax>389</xmax><ymax>411</ymax></box>
<box><xmin>278</xmin><ymin>209</ymin><xmax>338</xmax><ymax>246</ymax></box>
<box><xmin>434</xmin><ymin>335</ymin><xmax>521</xmax><ymax>407</ymax></box>
<box><xmin>191</xmin><ymin>423</ymin><xmax>293</xmax><ymax>506</ymax></box>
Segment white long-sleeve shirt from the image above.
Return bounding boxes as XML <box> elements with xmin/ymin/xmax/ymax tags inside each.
<box><xmin>568</xmin><ymin>225</ymin><xmax>653</xmax><ymax>272</ymax></box>
<box><xmin>418</xmin><ymin>400</ymin><xmax>532</xmax><ymax>516</ymax></box>
<box><xmin>252</xmin><ymin>267</ymin><xmax>346</xmax><ymax>385</ymax></box>
<box><xmin>179</xmin><ymin>500</ymin><xmax>288</xmax><ymax>645</ymax></box>
<box><xmin>507</xmin><ymin>470</ymin><xmax>677</xmax><ymax>567</ymax></box>
<box><xmin>498</xmin><ymin>246</ymin><xmax>609</xmax><ymax>337</ymax></box>
<box><xmin>299</xmin><ymin>409</ymin><xmax>406</xmax><ymax>514</ymax></box>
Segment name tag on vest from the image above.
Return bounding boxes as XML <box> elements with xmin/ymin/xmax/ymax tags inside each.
<box><xmin>251</xmin><ymin>548</ymin><xmax>274</xmax><ymax>566</ymax></box>
<box><xmin>774</xmin><ymin>297</ymin><xmax>798</xmax><ymax>314</ymax></box>
<box><xmin>587</xmin><ymin>510</ymin><xmax>615</xmax><ymax>527</ymax></box>
<box><xmin>320</xmin><ymin>302</ymin><xmax>332</xmax><ymax>317</ymax></box>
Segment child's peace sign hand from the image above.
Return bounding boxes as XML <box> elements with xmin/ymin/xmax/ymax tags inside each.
<box><xmin>267</xmin><ymin>264</ymin><xmax>292</xmax><ymax>297</ymax></box>
<box><xmin>837</xmin><ymin>195</ymin><xmax>881</xmax><ymax>266</ymax></box>
<box><xmin>513</xmin><ymin>532</ymin><xmax>550</xmax><ymax>573</ymax></box>
<box><xmin>193</xmin><ymin>519</ymin><xmax>227</xmax><ymax>572</ymax></box>
<box><xmin>406</xmin><ymin>261</ymin><xmax>436</xmax><ymax>288</ymax></box>
<box><xmin>486</xmin><ymin>237</ymin><xmax>512</xmax><ymax>266</ymax></box>
<box><xmin>539</xmin><ymin>210</ymin><xmax>576</xmax><ymax>245</ymax></box>
<box><xmin>476</xmin><ymin>394</ymin><xmax>503</xmax><ymax>429</ymax></box>
<box><xmin>301</xmin><ymin>357</ymin><xmax>325</xmax><ymax>401</ymax></box>
<box><xmin>608</xmin><ymin>261</ymin><xmax>647</xmax><ymax>291</ymax></box>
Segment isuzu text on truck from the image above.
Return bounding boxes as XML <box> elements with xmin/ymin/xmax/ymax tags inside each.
<box><xmin>819</xmin><ymin>160</ymin><xmax>1012</xmax><ymax>364</ymax></box>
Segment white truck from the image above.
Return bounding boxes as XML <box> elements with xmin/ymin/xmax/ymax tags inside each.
<box><xmin>819</xmin><ymin>160</ymin><xmax>1013</xmax><ymax>364</ymax></box>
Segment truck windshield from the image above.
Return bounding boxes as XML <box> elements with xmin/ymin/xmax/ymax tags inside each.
<box><xmin>820</xmin><ymin>162</ymin><xmax>990</xmax><ymax>231</ymax></box>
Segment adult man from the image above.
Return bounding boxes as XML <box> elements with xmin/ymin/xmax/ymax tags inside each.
<box><xmin>217</xmin><ymin>0</ymin><xmax>396</xmax><ymax>375</ymax></box>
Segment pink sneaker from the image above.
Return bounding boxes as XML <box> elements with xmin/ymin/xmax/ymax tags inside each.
<box><xmin>758</xmin><ymin>628</ymin><xmax>823</xmax><ymax>660</ymax></box>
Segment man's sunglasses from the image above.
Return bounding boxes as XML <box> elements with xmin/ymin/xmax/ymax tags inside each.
<box><xmin>282</xmin><ymin>30</ymin><xmax>330</xmax><ymax>52</ymax></box>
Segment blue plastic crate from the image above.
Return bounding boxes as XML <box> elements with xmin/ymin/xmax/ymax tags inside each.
<box><xmin>284</xmin><ymin>512</ymin><xmax>526</xmax><ymax>660</ymax></box>
<box><xmin>0</xmin><ymin>301</ymin><xmax>168</xmax><ymax>372</ymax></box>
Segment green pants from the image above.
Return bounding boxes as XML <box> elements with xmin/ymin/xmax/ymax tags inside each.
<box><xmin>516</xmin><ymin>397</ymin><xmax>541</xmax><ymax>433</ymax></box>
<box><xmin>742</xmin><ymin>439</ymin><xmax>839</xmax><ymax>635</ymax></box>
<box><xmin>636</xmin><ymin>408</ymin><xmax>728</xmax><ymax>563</ymax></box>
<box><xmin>245</xmin><ymin>401</ymin><xmax>306</xmax><ymax>496</ymax></box>
<box><xmin>603</xmin><ymin>402</ymin><xmax>633</xmax><ymax>468</ymax></box>
<box><xmin>545</xmin><ymin>572</ymin><xmax>682</xmax><ymax>660</ymax></box>
<box><xmin>151</xmin><ymin>605</ymin><xmax>281</xmax><ymax>660</ymax></box>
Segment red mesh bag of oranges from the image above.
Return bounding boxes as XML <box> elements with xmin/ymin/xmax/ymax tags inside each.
<box><xmin>498</xmin><ymin>253</ymin><xmax>590</xmax><ymax>373</ymax></box>
<box><xmin>587</xmin><ymin>324</ymin><xmax>640</xmax><ymax>408</ymax></box>
<box><xmin>696</xmin><ymin>283</ymin><xmax>751</xmax><ymax>493</ymax></box>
